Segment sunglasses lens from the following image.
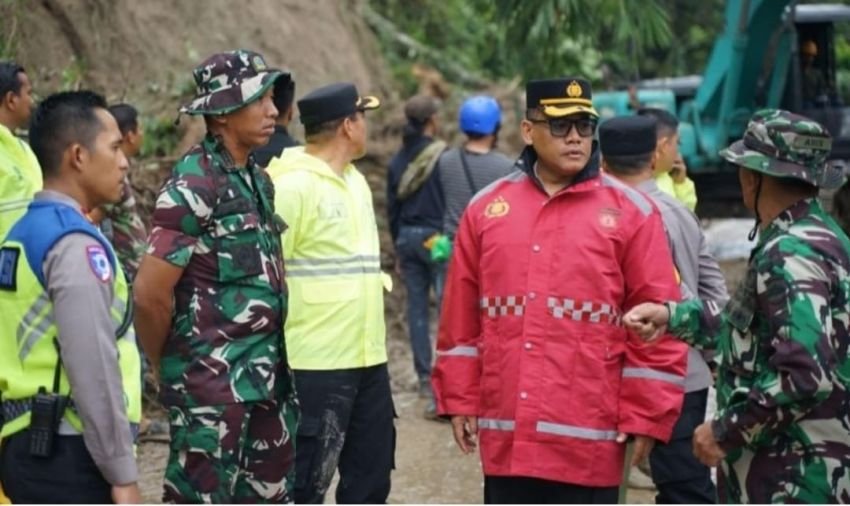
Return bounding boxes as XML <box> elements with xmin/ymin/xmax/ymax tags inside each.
<box><xmin>548</xmin><ymin>119</ymin><xmax>596</xmax><ymax>137</ymax></box>
<box><xmin>576</xmin><ymin>120</ymin><xmax>597</xmax><ymax>137</ymax></box>
<box><xmin>549</xmin><ymin>120</ymin><xmax>570</xmax><ymax>137</ymax></box>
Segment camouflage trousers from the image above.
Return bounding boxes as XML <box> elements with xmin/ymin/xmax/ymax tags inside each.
<box><xmin>163</xmin><ymin>398</ymin><xmax>297</xmax><ymax>504</ymax></box>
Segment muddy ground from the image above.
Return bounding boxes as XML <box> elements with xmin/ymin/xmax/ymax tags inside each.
<box><xmin>136</xmin><ymin>259</ymin><xmax>748</xmax><ymax>504</ymax></box>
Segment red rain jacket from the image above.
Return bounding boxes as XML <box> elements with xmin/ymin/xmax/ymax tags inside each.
<box><xmin>433</xmin><ymin>148</ymin><xmax>688</xmax><ymax>487</ymax></box>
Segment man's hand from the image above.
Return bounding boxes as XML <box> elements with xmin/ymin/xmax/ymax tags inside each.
<box><xmin>450</xmin><ymin>415</ymin><xmax>478</xmax><ymax>454</ymax></box>
<box><xmin>112</xmin><ymin>483</ymin><xmax>142</xmax><ymax>504</ymax></box>
<box><xmin>617</xmin><ymin>432</ymin><xmax>656</xmax><ymax>466</ymax></box>
<box><xmin>671</xmin><ymin>155</ymin><xmax>688</xmax><ymax>184</ymax></box>
<box><xmin>693</xmin><ymin>421</ymin><xmax>726</xmax><ymax>467</ymax></box>
<box><xmin>623</xmin><ymin>302</ymin><xmax>670</xmax><ymax>341</ymax></box>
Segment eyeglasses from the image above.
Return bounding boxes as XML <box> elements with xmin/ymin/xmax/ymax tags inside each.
<box><xmin>527</xmin><ymin>117</ymin><xmax>597</xmax><ymax>138</ymax></box>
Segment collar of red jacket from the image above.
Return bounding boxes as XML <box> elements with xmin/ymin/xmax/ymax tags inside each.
<box><xmin>516</xmin><ymin>141</ymin><xmax>601</xmax><ymax>192</ymax></box>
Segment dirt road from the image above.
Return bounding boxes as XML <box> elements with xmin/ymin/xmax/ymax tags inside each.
<box><xmin>137</xmin><ymin>391</ymin><xmax>656</xmax><ymax>504</ymax></box>
<box><xmin>138</xmin><ymin>260</ymin><xmax>747</xmax><ymax>503</ymax></box>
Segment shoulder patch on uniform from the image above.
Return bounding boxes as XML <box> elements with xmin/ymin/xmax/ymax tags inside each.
<box><xmin>0</xmin><ymin>247</ymin><xmax>20</xmax><ymax>291</ymax></box>
<box><xmin>86</xmin><ymin>245</ymin><xmax>113</xmax><ymax>283</ymax></box>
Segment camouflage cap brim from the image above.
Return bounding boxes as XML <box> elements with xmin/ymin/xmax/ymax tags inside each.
<box><xmin>720</xmin><ymin>139</ymin><xmax>842</xmax><ymax>189</ymax></box>
<box><xmin>180</xmin><ymin>69</ymin><xmax>283</xmax><ymax>116</ymax></box>
<box><xmin>542</xmin><ymin>104</ymin><xmax>599</xmax><ymax>118</ymax></box>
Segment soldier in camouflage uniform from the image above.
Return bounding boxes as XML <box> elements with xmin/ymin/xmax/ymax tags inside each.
<box><xmin>624</xmin><ymin>109</ymin><xmax>850</xmax><ymax>503</ymax></box>
<box><xmin>133</xmin><ymin>50</ymin><xmax>297</xmax><ymax>503</ymax></box>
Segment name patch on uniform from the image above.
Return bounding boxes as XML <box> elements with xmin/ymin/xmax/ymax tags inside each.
<box><xmin>0</xmin><ymin>247</ymin><xmax>20</xmax><ymax>291</ymax></box>
<box><xmin>86</xmin><ymin>245</ymin><xmax>112</xmax><ymax>283</ymax></box>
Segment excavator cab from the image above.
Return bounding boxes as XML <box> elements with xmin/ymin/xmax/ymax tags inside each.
<box><xmin>785</xmin><ymin>4</ymin><xmax>850</xmax><ymax>161</ymax></box>
<box><xmin>594</xmin><ymin>1</ymin><xmax>850</xmax><ymax>215</ymax></box>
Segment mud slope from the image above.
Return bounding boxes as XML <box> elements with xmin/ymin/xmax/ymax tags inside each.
<box><xmin>4</xmin><ymin>0</ymin><xmax>391</xmax><ymax>109</ymax></box>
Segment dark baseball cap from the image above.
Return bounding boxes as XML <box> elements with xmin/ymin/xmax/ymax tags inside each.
<box><xmin>298</xmin><ymin>82</ymin><xmax>380</xmax><ymax>128</ymax></box>
<box><xmin>599</xmin><ymin>116</ymin><xmax>658</xmax><ymax>157</ymax></box>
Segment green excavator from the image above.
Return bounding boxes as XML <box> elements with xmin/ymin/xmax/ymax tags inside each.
<box><xmin>593</xmin><ymin>0</ymin><xmax>850</xmax><ymax>215</ymax></box>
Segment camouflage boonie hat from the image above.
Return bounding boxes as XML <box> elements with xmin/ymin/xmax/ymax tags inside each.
<box><xmin>180</xmin><ymin>50</ymin><xmax>284</xmax><ymax>116</ymax></box>
<box><xmin>720</xmin><ymin>109</ymin><xmax>841</xmax><ymax>189</ymax></box>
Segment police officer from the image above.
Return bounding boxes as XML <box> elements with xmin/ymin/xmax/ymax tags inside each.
<box><xmin>0</xmin><ymin>91</ymin><xmax>141</xmax><ymax>503</ymax></box>
<box><xmin>267</xmin><ymin>82</ymin><xmax>395</xmax><ymax>504</ymax></box>
<box><xmin>133</xmin><ymin>50</ymin><xmax>296</xmax><ymax>503</ymax></box>
<box><xmin>625</xmin><ymin>109</ymin><xmax>850</xmax><ymax>503</ymax></box>
<box><xmin>600</xmin><ymin>116</ymin><xmax>728</xmax><ymax>503</ymax></box>
<box><xmin>433</xmin><ymin>77</ymin><xmax>688</xmax><ymax>504</ymax></box>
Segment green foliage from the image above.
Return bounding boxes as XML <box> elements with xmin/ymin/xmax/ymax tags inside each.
<box><xmin>141</xmin><ymin>116</ymin><xmax>179</xmax><ymax>158</ymax></box>
<box><xmin>493</xmin><ymin>0</ymin><xmax>672</xmax><ymax>81</ymax></box>
<box><xmin>367</xmin><ymin>0</ymin><xmax>729</xmax><ymax>90</ymax></box>
<box><xmin>60</xmin><ymin>57</ymin><xmax>86</xmax><ymax>90</ymax></box>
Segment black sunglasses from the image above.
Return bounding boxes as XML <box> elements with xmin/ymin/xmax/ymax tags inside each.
<box><xmin>528</xmin><ymin>117</ymin><xmax>597</xmax><ymax>138</ymax></box>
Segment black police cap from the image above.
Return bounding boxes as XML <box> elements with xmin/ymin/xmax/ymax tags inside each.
<box><xmin>526</xmin><ymin>77</ymin><xmax>599</xmax><ymax>118</ymax></box>
<box><xmin>598</xmin><ymin>116</ymin><xmax>658</xmax><ymax>157</ymax></box>
<box><xmin>298</xmin><ymin>82</ymin><xmax>380</xmax><ymax>128</ymax></box>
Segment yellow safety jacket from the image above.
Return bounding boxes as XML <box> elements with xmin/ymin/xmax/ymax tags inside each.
<box><xmin>655</xmin><ymin>171</ymin><xmax>697</xmax><ymax>211</ymax></box>
<box><xmin>0</xmin><ymin>124</ymin><xmax>42</xmax><ymax>241</ymax></box>
<box><xmin>0</xmin><ymin>200</ymin><xmax>141</xmax><ymax>439</ymax></box>
<box><xmin>268</xmin><ymin>147</ymin><xmax>387</xmax><ymax>370</ymax></box>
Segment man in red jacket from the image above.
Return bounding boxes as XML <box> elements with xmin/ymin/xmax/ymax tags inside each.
<box><xmin>432</xmin><ymin>77</ymin><xmax>689</xmax><ymax>504</ymax></box>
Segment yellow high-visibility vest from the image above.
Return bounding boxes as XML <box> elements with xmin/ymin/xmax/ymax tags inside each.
<box><xmin>0</xmin><ymin>200</ymin><xmax>141</xmax><ymax>439</ymax></box>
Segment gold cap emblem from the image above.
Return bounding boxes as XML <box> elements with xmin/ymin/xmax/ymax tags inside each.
<box><xmin>566</xmin><ymin>80</ymin><xmax>583</xmax><ymax>98</ymax></box>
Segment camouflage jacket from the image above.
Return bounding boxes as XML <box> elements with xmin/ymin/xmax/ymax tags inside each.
<box><xmin>669</xmin><ymin>198</ymin><xmax>850</xmax><ymax>503</ymax></box>
<box><xmin>103</xmin><ymin>175</ymin><xmax>148</xmax><ymax>278</ymax></box>
<box><xmin>148</xmin><ymin>134</ymin><xmax>290</xmax><ymax>407</ymax></box>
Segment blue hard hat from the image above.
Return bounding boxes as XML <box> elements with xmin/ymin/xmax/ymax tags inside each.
<box><xmin>459</xmin><ymin>95</ymin><xmax>501</xmax><ymax>135</ymax></box>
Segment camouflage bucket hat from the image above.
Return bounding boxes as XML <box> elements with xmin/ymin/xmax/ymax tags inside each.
<box><xmin>179</xmin><ymin>50</ymin><xmax>283</xmax><ymax>116</ymax></box>
<box><xmin>719</xmin><ymin>109</ymin><xmax>840</xmax><ymax>189</ymax></box>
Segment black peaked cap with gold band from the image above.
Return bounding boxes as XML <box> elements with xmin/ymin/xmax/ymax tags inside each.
<box><xmin>298</xmin><ymin>82</ymin><xmax>381</xmax><ymax>128</ymax></box>
<box><xmin>527</xmin><ymin>77</ymin><xmax>599</xmax><ymax>118</ymax></box>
